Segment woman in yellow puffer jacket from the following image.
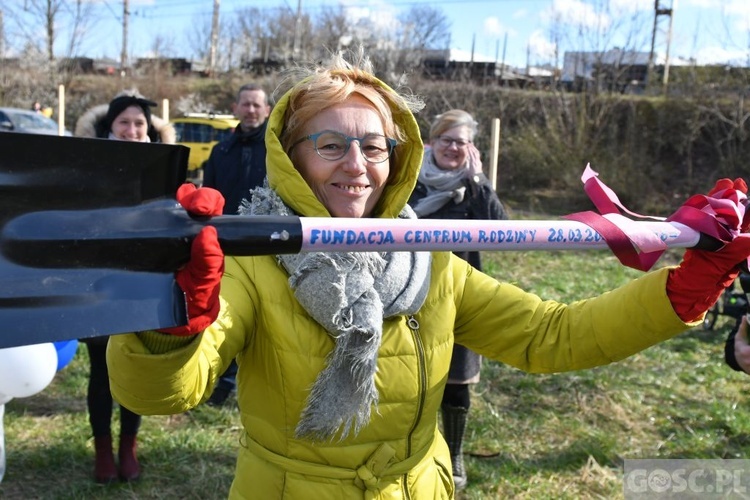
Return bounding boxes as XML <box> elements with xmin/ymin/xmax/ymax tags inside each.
<box><xmin>107</xmin><ymin>51</ymin><xmax>750</xmax><ymax>499</ymax></box>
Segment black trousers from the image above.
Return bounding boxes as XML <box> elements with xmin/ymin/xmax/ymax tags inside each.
<box><xmin>84</xmin><ymin>339</ymin><xmax>141</xmax><ymax>437</ymax></box>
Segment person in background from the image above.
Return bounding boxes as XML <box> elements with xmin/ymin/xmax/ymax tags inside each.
<box><xmin>202</xmin><ymin>83</ymin><xmax>271</xmax><ymax>214</ymax></box>
<box><xmin>31</xmin><ymin>100</ymin><xmax>53</xmax><ymax>118</ymax></box>
<box><xmin>75</xmin><ymin>91</ymin><xmax>175</xmax><ymax>144</ymax></box>
<box><xmin>74</xmin><ymin>90</ymin><xmax>175</xmax><ymax>483</ymax></box>
<box><xmin>107</xmin><ymin>50</ymin><xmax>750</xmax><ymax>499</ymax></box>
<box><xmin>715</xmin><ymin>271</ymin><xmax>750</xmax><ymax>372</ymax></box>
<box><xmin>724</xmin><ymin>273</ymin><xmax>750</xmax><ymax>374</ymax></box>
<box><xmin>201</xmin><ymin>83</ymin><xmax>271</xmax><ymax>406</ymax></box>
<box><xmin>408</xmin><ymin>109</ymin><xmax>507</xmax><ymax>490</ymax></box>
<box><xmin>725</xmin><ymin>320</ymin><xmax>750</xmax><ymax>373</ymax></box>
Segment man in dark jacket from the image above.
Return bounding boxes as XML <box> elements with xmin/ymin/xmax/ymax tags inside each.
<box><xmin>202</xmin><ymin>83</ymin><xmax>271</xmax><ymax>214</ymax></box>
<box><xmin>202</xmin><ymin>84</ymin><xmax>271</xmax><ymax>405</ymax></box>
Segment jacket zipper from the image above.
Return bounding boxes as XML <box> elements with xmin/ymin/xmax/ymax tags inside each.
<box><xmin>403</xmin><ymin>314</ymin><xmax>426</xmax><ymax>500</ymax></box>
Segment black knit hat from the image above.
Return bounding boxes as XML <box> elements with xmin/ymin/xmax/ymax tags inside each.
<box><xmin>100</xmin><ymin>94</ymin><xmax>157</xmax><ymax>136</ymax></box>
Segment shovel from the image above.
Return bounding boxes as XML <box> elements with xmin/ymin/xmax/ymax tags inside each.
<box><xmin>0</xmin><ymin>133</ymin><xmax>189</xmax><ymax>348</ymax></box>
<box><xmin>0</xmin><ymin>133</ymin><xmax>714</xmax><ymax>348</ymax></box>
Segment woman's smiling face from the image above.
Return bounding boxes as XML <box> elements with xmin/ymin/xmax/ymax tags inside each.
<box><xmin>110</xmin><ymin>105</ymin><xmax>150</xmax><ymax>142</ymax></box>
<box><xmin>292</xmin><ymin>95</ymin><xmax>391</xmax><ymax>218</ymax></box>
<box><xmin>431</xmin><ymin>125</ymin><xmax>472</xmax><ymax>171</ymax></box>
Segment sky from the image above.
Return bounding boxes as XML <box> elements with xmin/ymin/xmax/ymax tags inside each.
<box><xmin>8</xmin><ymin>0</ymin><xmax>750</xmax><ymax>68</ymax></box>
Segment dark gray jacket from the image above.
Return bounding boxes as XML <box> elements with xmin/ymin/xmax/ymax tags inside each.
<box><xmin>203</xmin><ymin>123</ymin><xmax>267</xmax><ymax>214</ymax></box>
<box><xmin>408</xmin><ymin>172</ymin><xmax>507</xmax><ymax>271</ymax></box>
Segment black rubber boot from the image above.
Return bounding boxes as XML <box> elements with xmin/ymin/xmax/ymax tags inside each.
<box><xmin>441</xmin><ymin>404</ymin><xmax>468</xmax><ymax>490</ymax></box>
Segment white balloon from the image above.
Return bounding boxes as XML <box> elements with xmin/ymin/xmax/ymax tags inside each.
<box><xmin>0</xmin><ymin>343</ymin><xmax>57</xmax><ymax>398</ymax></box>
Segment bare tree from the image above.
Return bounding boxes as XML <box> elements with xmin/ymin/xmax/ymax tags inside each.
<box><xmin>210</xmin><ymin>3</ymin><xmax>448</xmax><ymax>77</ymax></box>
<box><xmin>233</xmin><ymin>7</ymin><xmax>275</xmax><ymax>69</ymax></box>
<box><xmin>0</xmin><ymin>10</ymin><xmax>5</xmax><ymax>58</ymax></box>
<box><xmin>679</xmin><ymin>8</ymin><xmax>750</xmax><ymax>182</ymax></box>
<box><xmin>61</xmin><ymin>0</ymin><xmax>94</xmax><ymax>57</ymax></box>
<box><xmin>4</xmin><ymin>0</ymin><xmax>94</xmax><ymax>62</ymax></box>
<box><xmin>38</xmin><ymin>0</ymin><xmax>60</xmax><ymax>62</ymax></box>
<box><xmin>149</xmin><ymin>34</ymin><xmax>176</xmax><ymax>59</ymax></box>
<box><xmin>234</xmin><ymin>6</ymin><xmax>314</xmax><ymax>66</ymax></box>
<box><xmin>373</xmin><ymin>5</ymin><xmax>451</xmax><ymax>78</ymax></box>
<box><xmin>551</xmin><ymin>0</ymin><xmax>653</xmax><ymax>93</ymax></box>
<box><xmin>218</xmin><ymin>17</ymin><xmax>239</xmax><ymax>72</ymax></box>
<box><xmin>276</xmin><ymin>6</ymin><xmax>314</xmax><ymax>62</ymax></box>
<box><xmin>313</xmin><ymin>6</ymin><xmax>354</xmax><ymax>54</ymax></box>
<box><xmin>186</xmin><ymin>12</ymin><xmax>213</xmax><ymax>63</ymax></box>
<box><xmin>398</xmin><ymin>5</ymin><xmax>451</xmax><ymax>51</ymax></box>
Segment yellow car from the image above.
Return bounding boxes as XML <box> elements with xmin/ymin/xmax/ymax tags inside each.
<box><xmin>172</xmin><ymin>113</ymin><xmax>239</xmax><ymax>181</ymax></box>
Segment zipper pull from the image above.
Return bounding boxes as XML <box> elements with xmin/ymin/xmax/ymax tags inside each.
<box><xmin>407</xmin><ymin>315</ymin><xmax>420</xmax><ymax>329</ymax></box>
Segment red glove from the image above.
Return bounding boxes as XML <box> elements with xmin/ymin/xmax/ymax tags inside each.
<box><xmin>666</xmin><ymin>179</ymin><xmax>750</xmax><ymax>322</ymax></box>
<box><xmin>158</xmin><ymin>183</ymin><xmax>225</xmax><ymax>336</ymax></box>
<box><xmin>174</xmin><ymin>182</ymin><xmax>225</xmax><ymax>216</ymax></box>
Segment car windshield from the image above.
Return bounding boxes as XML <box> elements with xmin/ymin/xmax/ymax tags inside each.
<box><xmin>6</xmin><ymin>110</ymin><xmax>57</xmax><ymax>130</ymax></box>
<box><xmin>216</xmin><ymin>128</ymin><xmax>234</xmax><ymax>141</ymax></box>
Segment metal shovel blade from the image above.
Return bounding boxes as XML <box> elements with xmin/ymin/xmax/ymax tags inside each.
<box><xmin>0</xmin><ymin>133</ymin><xmax>190</xmax><ymax>347</ymax></box>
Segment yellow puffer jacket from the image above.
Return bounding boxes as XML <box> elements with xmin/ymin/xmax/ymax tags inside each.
<box><xmin>108</xmin><ymin>75</ymin><xmax>696</xmax><ymax>499</ymax></box>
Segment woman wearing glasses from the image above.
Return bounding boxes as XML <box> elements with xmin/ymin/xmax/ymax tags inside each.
<box><xmin>108</xmin><ymin>50</ymin><xmax>750</xmax><ymax>499</ymax></box>
<box><xmin>408</xmin><ymin>109</ymin><xmax>507</xmax><ymax>490</ymax></box>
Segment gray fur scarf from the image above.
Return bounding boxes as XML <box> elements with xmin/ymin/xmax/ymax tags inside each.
<box><xmin>240</xmin><ymin>186</ymin><xmax>431</xmax><ymax>441</ymax></box>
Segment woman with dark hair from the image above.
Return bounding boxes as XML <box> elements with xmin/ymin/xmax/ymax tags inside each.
<box><xmin>74</xmin><ymin>90</ymin><xmax>175</xmax><ymax>483</ymax></box>
<box><xmin>75</xmin><ymin>91</ymin><xmax>175</xmax><ymax>144</ymax></box>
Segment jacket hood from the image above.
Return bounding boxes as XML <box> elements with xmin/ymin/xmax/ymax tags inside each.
<box><xmin>264</xmin><ymin>77</ymin><xmax>423</xmax><ymax>219</ymax></box>
<box><xmin>74</xmin><ymin>102</ymin><xmax>176</xmax><ymax>144</ymax></box>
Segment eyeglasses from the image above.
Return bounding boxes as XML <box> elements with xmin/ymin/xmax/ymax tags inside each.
<box><xmin>436</xmin><ymin>135</ymin><xmax>470</xmax><ymax>149</ymax></box>
<box><xmin>290</xmin><ymin>130</ymin><xmax>397</xmax><ymax>163</ymax></box>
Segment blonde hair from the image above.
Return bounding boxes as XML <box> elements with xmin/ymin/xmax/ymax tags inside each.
<box><xmin>429</xmin><ymin>109</ymin><xmax>478</xmax><ymax>142</ymax></box>
<box><xmin>276</xmin><ymin>48</ymin><xmax>424</xmax><ymax>155</ymax></box>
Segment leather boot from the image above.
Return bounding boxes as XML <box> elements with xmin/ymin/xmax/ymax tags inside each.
<box><xmin>93</xmin><ymin>435</ymin><xmax>117</xmax><ymax>484</ymax></box>
<box><xmin>441</xmin><ymin>404</ymin><xmax>468</xmax><ymax>490</ymax></box>
<box><xmin>118</xmin><ymin>434</ymin><xmax>141</xmax><ymax>481</ymax></box>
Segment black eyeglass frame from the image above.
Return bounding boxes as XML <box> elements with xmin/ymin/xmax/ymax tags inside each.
<box><xmin>289</xmin><ymin>130</ymin><xmax>398</xmax><ymax>163</ymax></box>
<box><xmin>436</xmin><ymin>135</ymin><xmax>471</xmax><ymax>149</ymax></box>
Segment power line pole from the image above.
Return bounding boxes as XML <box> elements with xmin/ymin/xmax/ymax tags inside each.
<box><xmin>209</xmin><ymin>0</ymin><xmax>220</xmax><ymax>76</ymax></box>
<box><xmin>121</xmin><ymin>0</ymin><xmax>129</xmax><ymax>74</ymax></box>
<box><xmin>647</xmin><ymin>0</ymin><xmax>674</xmax><ymax>95</ymax></box>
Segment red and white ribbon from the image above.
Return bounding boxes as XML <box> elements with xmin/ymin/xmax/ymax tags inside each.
<box><xmin>565</xmin><ymin>164</ymin><xmax>748</xmax><ymax>271</ymax></box>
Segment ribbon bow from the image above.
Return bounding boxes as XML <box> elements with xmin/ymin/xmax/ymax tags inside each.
<box><xmin>565</xmin><ymin>165</ymin><xmax>749</xmax><ymax>271</ymax></box>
